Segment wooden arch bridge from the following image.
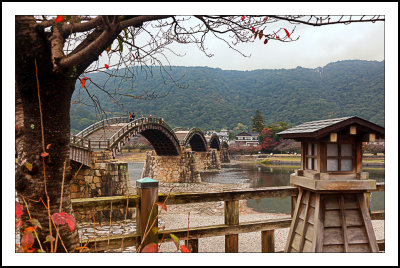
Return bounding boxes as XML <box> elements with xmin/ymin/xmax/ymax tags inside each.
<box><xmin>70</xmin><ymin>117</ymin><xmax>226</xmax><ymax>166</ymax></box>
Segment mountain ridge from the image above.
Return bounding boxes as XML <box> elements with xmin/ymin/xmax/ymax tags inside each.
<box><xmin>71</xmin><ymin>60</ymin><xmax>384</xmax><ymax>133</ymax></box>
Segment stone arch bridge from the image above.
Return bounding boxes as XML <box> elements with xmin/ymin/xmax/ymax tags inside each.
<box><xmin>69</xmin><ymin>116</ymin><xmax>229</xmax><ymax>183</ymax></box>
<box><xmin>69</xmin><ymin>117</ymin><xmax>230</xmax><ymax>220</ymax></box>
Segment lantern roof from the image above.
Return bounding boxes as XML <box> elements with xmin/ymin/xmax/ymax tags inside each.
<box><xmin>277</xmin><ymin>116</ymin><xmax>384</xmax><ymax>140</ymax></box>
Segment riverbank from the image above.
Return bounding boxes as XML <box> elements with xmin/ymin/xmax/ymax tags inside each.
<box><xmin>230</xmin><ymin>153</ymin><xmax>385</xmax><ymax>167</ymax></box>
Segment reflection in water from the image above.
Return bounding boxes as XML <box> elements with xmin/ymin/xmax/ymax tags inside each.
<box><xmin>201</xmin><ymin>163</ymin><xmax>385</xmax><ymax>214</ymax></box>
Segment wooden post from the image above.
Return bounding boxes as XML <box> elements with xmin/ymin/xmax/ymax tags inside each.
<box><xmin>136</xmin><ymin>177</ymin><xmax>159</xmax><ymax>250</ymax></box>
<box><xmin>291</xmin><ymin>195</ymin><xmax>297</xmax><ymax>218</ymax></box>
<box><xmin>224</xmin><ymin>200</ymin><xmax>239</xmax><ymax>252</ymax></box>
<box><xmin>185</xmin><ymin>239</ymin><xmax>199</xmax><ymax>253</ymax></box>
<box><xmin>261</xmin><ymin>230</ymin><xmax>275</xmax><ymax>252</ymax></box>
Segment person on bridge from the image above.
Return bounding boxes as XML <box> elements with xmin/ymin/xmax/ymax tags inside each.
<box><xmin>129</xmin><ymin>112</ymin><xmax>134</xmax><ymax>122</ymax></box>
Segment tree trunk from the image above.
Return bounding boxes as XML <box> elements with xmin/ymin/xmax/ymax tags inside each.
<box><xmin>15</xmin><ymin>16</ymin><xmax>79</xmax><ymax>252</ymax></box>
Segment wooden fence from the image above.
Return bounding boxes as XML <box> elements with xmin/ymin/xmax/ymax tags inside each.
<box><xmin>71</xmin><ymin>182</ymin><xmax>385</xmax><ymax>253</ymax></box>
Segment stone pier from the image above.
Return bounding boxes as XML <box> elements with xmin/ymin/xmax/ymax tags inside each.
<box><xmin>70</xmin><ymin>151</ymin><xmax>133</xmax><ymax>222</ymax></box>
<box><xmin>142</xmin><ymin>148</ymin><xmax>221</xmax><ymax>183</ymax></box>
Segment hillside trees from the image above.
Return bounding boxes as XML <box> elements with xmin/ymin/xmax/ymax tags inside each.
<box><xmin>251</xmin><ymin>110</ymin><xmax>265</xmax><ymax>132</ymax></box>
<box><xmin>14</xmin><ymin>15</ymin><xmax>384</xmax><ymax>251</ymax></box>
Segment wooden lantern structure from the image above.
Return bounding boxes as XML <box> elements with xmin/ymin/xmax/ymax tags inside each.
<box><xmin>277</xmin><ymin>116</ymin><xmax>384</xmax><ymax>252</ymax></box>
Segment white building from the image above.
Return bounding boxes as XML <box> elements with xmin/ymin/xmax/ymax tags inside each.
<box><xmin>235</xmin><ymin>131</ymin><xmax>259</xmax><ymax>146</ymax></box>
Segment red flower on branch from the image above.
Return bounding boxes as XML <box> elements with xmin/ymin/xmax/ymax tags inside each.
<box><xmin>80</xmin><ymin>77</ymin><xmax>89</xmax><ymax>88</ymax></box>
<box><xmin>56</xmin><ymin>16</ymin><xmax>64</xmax><ymax>23</ymax></box>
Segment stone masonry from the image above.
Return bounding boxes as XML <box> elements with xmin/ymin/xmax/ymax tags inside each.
<box><xmin>70</xmin><ymin>151</ymin><xmax>133</xmax><ymax>222</ymax></box>
<box><xmin>142</xmin><ymin>148</ymin><xmax>221</xmax><ymax>183</ymax></box>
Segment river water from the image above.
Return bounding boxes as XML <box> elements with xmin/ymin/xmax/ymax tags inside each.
<box><xmin>128</xmin><ymin>161</ymin><xmax>385</xmax><ymax>215</ymax></box>
<box><xmin>202</xmin><ymin>162</ymin><xmax>385</xmax><ymax>214</ymax></box>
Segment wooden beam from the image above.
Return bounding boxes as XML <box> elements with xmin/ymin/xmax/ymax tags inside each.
<box><xmin>357</xmin><ymin>194</ymin><xmax>379</xmax><ymax>252</ymax></box>
<box><xmin>298</xmin><ymin>191</ymin><xmax>311</xmax><ymax>252</ymax></box>
<box><xmin>339</xmin><ymin>195</ymin><xmax>349</xmax><ymax>252</ymax></box>
<box><xmin>185</xmin><ymin>239</ymin><xmax>199</xmax><ymax>253</ymax></box>
<box><xmin>224</xmin><ymin>200</ymin><xmax>239</xmax><ymax>252</ymax></box>
<box><xmin>261</xmin><ymin>230</ymin><xmax>275</xmax><ymax>253</ymax></box>
<box><xmin>285</xmin><ymin>188</ymin><xmax>303</xmax><ymax>253</ymax></box>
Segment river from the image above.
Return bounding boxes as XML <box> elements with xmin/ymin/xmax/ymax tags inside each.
<box><xmin>201</xmin><ymin>162</ymin><xmax>385</xmax><ymax>214</ymax></box>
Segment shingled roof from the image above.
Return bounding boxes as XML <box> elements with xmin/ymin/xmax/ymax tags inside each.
<box><xmin>277</xmin><ymin>116</ymin><xmax>384</xmax><ymax>139</ymax></box>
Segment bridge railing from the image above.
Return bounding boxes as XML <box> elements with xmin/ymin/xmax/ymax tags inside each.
<box><xmin>107</xmin><ymin>117</ymin><xmax>171</xmax><ymax>149</ymax></box>
<box><xmin>71</xmin><ymin>182</ymin><xmax>384</xmax><ymax>253</ymax></box>
<box><xmin>76</xmin><ymin>117</ymin><xmax>130</xmax><ymax>138</ymax></box>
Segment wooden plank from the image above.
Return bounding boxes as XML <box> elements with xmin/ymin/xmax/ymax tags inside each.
<box><xmin>345</xmin><ymin>209</ymin><xmax>363</xmax><ymax>226</ymax></box>
<box><xmin>312</xmin><ymin>193</ymin><xmax>323</xmax><ymax>252</ymax></box>
<box><xmin>349</xmin><ymin>243</ymin><xmax>370</xmax><ymax>253</ymax></box>
<box><xmin>307</xmin><ymin>207</ymin><xmax>315</xmax><ymax>225</ymax></box>
<box><xmin>303</xmin><ymin>239</ymin><xmax>313</xmax><ymax>252</ymax></box>
<box><xmin>343</xmin><ymin>194</ymin><xmax>359</xmax><ymax>209</ymax></box>
<box><xmin>157</xmin><ymin>218</ymin><xmax>291</xmax><ymax>242</ymax></box>
<box><xmin>339</xmin><ymin>195</ymin><xmax>349</xmax><ymax>252</ymax></box>
<box><xmin>323</xmin><ymin>227</ymin><xmax>344</xmax><ymax>245</ymax></box>
<box><xmin>224</xmin><ymin>200</ymin><xmax>239</xmax><ymax>253</ymax></box>
<box><xmin>261</xmin><ymin>230</ymin><xmax>275</xmax><ymax>253</ymax></box>
<box><xmin>347</xmin><ymin>226</ymin><xmax>369</xmax><ymax>244</ymax></box>
<box><xmin>295</xmin><ymin>219</ymin><xmax>305</xmax><ymax>234</ymax></box>
<box><xmin>357</xmin><ymin>194</ymin><xmax>379</xmax><ymax>252</ymax></box>
<box><xmin>80</xmin><ymin>233</ymin><xmax>139</xmax><ymax>252</ymax></box>
<box><xmin>309</xmin><ymin>192</ymin><xmax>316</xmax><ymax>208</ymax></box>
<box><xmin>377</xmin><ymin>239</ymin><xmax>385</xmax><ymax>252</ymax></box>
<box><xmin>304</xmin><ymin>224</ymin><xmax>314</xmax><ymax>241</ymax></box>
<box><xmin>291</xmin><ymin>195</ymin><xmax>297</xmax><ymax>218</ymax></box>
<box><xmin>159</xmin><ymin>185</ymin><xmax>299</xmax><ymax>205</ymax></box>
<box><xmin>356</xmin><ymin>141</ymin><xmax>363</xmax><ymax>173</ymax></box>
<box><xmin>298</xmin><ymin>191</ymin><xmax>311</xmax><ymax>252</ymax></box>
<box><xmin>324</xmin><ymin>210</ymin><xmax>341</xmax><ymax>227</ymax></box>
<box><xmin>323</xmin><ymin>244</ymin><xmax>344</xmax><ymax>253</ymax></box>
<box><xmin>285</xmin><ymin>188</ymin><xmax>303</xmax><ymax>253</ymax></box>
<box><xmin>185</xmin><ymin>239</ymin><xmax>199</xmax><ymax>253</ymax></box>
<box><xmin>324</xmin><ymin>196</ymin><xmax>340</xmax><ymax>210</ymax></box>
<box><xmin>291</xmin><ymin>233</ymin><xmax>302</xmax><ymax>251</ymax></box>
<box><xmin>72</xmin><ymin>195</ymin><xmax>139</xmax><ymax>212</ymax></box>
<box><xmin>317</xmin><ymin>142</ymin><xmax>327</xmax><ymax>173</ymax></box>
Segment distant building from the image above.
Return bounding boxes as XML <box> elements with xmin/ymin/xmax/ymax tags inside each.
<box><xmin>366</xmin><ymin>138</ymin><xmax>385</xmax><ymax>146</ymax></box>
<box><xmin>235</xmin><ymin>131</ymin><xmax>259</xmax><ymax>146</ymax></box>
<box><xmin>205</xmin><ymin>129</ymin><xmax>229</xmax><ymax>142</ymax></box>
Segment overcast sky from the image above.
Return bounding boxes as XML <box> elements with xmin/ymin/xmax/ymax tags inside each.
<box><xmin>158</xmin><ymin>19</ymin><xmax>384</xmax><ymax>70</ymax></box>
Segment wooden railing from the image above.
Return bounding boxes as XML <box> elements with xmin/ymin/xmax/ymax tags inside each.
<box><xmin>71</xmin><ymin>182</ymin><xmax>385</xmax><ymax>252</ymax></box>
<box><xmin>70</xmin><ymin>117</ymin><xmax>171</xmax><ymax>151</ymax></box>
<box><xmin>75</xmin><ymin>117</ymin><xmax>129</xmax><ymax>138</ymax></box>
<box><xmin>107</xmin><ymin>117</ymin><xmax>171</xmax><ymax>149</ymax></box>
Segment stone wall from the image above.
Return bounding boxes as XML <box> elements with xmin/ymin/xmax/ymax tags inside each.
<box><xmin>220</xmin><ymin>148</ymin><xmax>230</xmax><ymax>163</ymax></box>
<box><xmin>142</xmin><ymin>150</ymin><xmax>202</xmax><ymax>183</ymax></box>
<box><xmin>142</xmin><ymin>148</ymin><xmax>221</xmax><ymax>183</ymax></box>
<box><xmin>70</xmin><ymin>153</ymin><xmax>133</xmax><ymax>222</ymax></box>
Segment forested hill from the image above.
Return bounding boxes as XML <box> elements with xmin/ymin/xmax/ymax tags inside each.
<box><xmin>71</xmin><ymin>60</ymin><xmax>384</xmax><ymax>133</ymax></box>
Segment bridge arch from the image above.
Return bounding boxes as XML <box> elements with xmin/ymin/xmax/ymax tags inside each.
<box><xmin>108</xmin><ymin>118</ymin><xmax>181</xmax><ymax>156</ymax></box>
<box><xmin>209</xmin><ymin>133</ymin><xmax>221</xmax><ymax>151</ymax></box>
<box><xmin>70</xmin><ymin>118</ymin><xmax>181</xmax><ymax>165</ymax></box>
<box><xmin>184</xmin><ymin>128</ymin><xmax>207</xmax><ymax>152</ymax></box>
